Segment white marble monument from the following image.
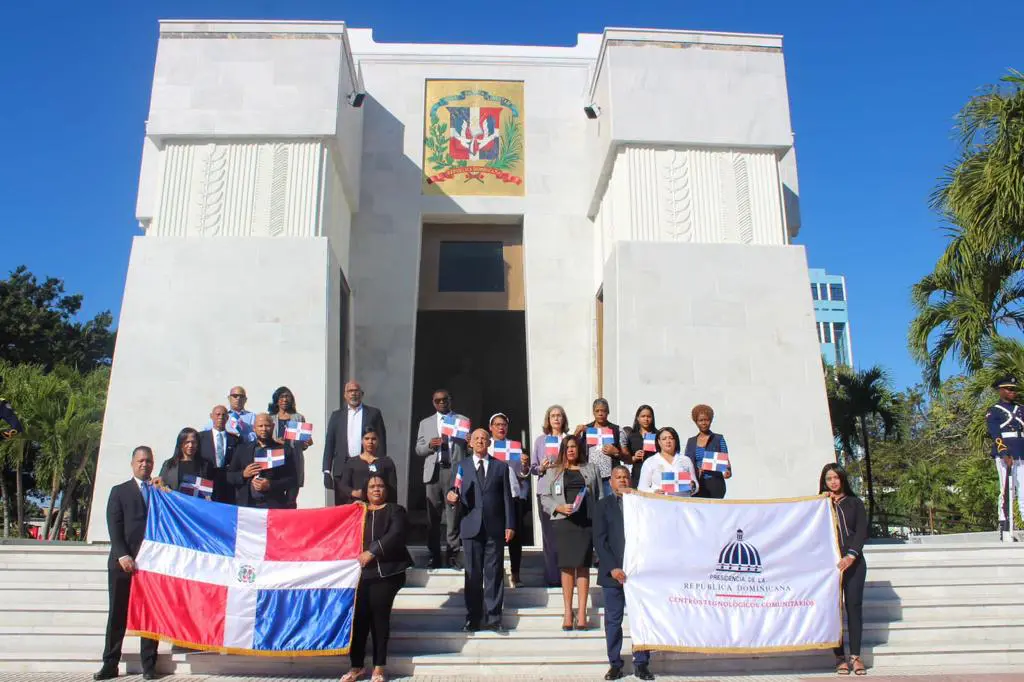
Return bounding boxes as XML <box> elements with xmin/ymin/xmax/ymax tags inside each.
<box><xmin>88</xmin><ymin>21</ymin><xmax>833</xmax><ymax>541</ymax></box>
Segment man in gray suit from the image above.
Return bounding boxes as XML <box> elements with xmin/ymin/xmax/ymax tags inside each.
<box><xmin>415</xmin><ymin>388</ymin><xmax>468</xmax><ymax>569</ymax></box>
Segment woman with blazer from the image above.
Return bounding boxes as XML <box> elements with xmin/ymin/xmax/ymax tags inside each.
<box><xmin>335</xmin><ymin>428</ymin><xmax>399</xmax><ymax>504</ymax></box>
<box><xmin>538</xmin><ymin>437</ymin><xmax>603</xmax><ymax>630</ymax></box>
<box><xmin>268</xmin><ymin>385</ymin><xmax>312</xmax><ymax>505</ymax></box>
<box><xmin>156</xmin><ymin>427</ymin><xmax>213</xmax><ymax>495</ymax></box>
<box><xmin>637</xmin><ymin>427</ymin><xmax>699</xmax><ymax>495</ymax></box>
<box><xmin>573</xmin><ymin>398</ymin><xmax>627</xmax><ymax>497</ymax></box>
<box><xmin>624</xmin><ymin>404</ymin><xmax>658</xmax><ymax>489</ymax></box>
<box><xmin>531</xmin><ymin>405</ymin><xmax>572</xmax><ymax>587</ymax></box>
<box><xmin>342</xmin><ymin>475</ymin><xmax>413</xmax><ymax>682</ymax></box>
<box><xmin>683</xmin><ymin>404</ymin><xmax>732</xmax><ymax>499</ymax></box>
<box><xmin>820</xmin><ymin>463</ymin><xmax>868</xmax><ymax>676</ymax></box>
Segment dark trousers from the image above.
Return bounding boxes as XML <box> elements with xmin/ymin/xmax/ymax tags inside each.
<box><xmin>507</xmin><ymin>497</ymin><xmax>529</xmax><ymax>575</ymax></box>
<box><xmin>425</xmin><ymin>466</ymin><xmax>458</xmax><ymax>561</ymax></box>
<box><xmin>102</xmin><ymin>564</ymin><xmax>158</xmax><ymax>672</ymax></box>
<box><xmin>835</xmin><ymin>557</ymin><xmax>867</xmax><ymax>657</ymax></box>
<box><xmin>697</xmin><ymin>474</ymin><xmax>726</xmax><ymax>499</ymax></box>
<box><xmin>603</xmin><ymin>585</ymin><xmax>649</xmax><ymax>669</ymax></box>
<box><xmin>350</xmin><ymin>573</ymin><xmax>405</xmax><ymax>668</ymax></box>
<box><xmin>464</xmin><ymin>532</ymin><xmax>504</xmax><ymax>626</ymax></box>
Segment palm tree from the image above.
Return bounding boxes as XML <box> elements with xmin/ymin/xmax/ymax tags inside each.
<box><xmin>896</xmin><ymin>460</ymin><xmax>953</xmax><ymax>534</ymax></box>
<box><xmin>831</xmin><ymin>366</ymin><xmax>898</xmax><ymax>530</ymax></box>
<box><xmin>932</xmin><ymin>70</ymin><xmax>1024</xmax><ymax>253</ymax></box>
<box><xmin>909</xmin><ymin>237</ymin><xmax>1024</xmax><ymax>388</ymax></box>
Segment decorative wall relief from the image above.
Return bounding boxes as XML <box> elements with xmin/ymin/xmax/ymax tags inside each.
<box><xmin>196</xmin><ymin>144</ymin><xmax>228</xmax><ymax>235</ymax></box>
<box><xmin>422</xmin><ymin>80</ymin><xmax>525</xmax><ymax>197</ymax></box>
<box><xmin>661</xmin><ymin>149</ymin><xmax>693</xmax><ymax>242</ymax></box>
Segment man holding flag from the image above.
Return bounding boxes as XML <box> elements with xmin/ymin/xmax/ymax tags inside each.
<box><xmin>227</xmin><ymin>413</ymin><xmax>297</xmax><ymax>509</ymax></box>
<box><xmin>94</xmin><ymin>446</ymin><xmax>159</xmax><ymax>681</ymax></box>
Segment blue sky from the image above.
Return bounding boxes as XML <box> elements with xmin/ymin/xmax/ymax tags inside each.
<box><xmin>2</xmin><ymin>1</ymin><xmax>1022</xmax><ymax>391</ymax></box>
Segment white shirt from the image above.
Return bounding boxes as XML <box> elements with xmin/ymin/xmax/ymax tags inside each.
<box><xmin>347</xmin><ymin>405</ymin><xmax>363</xmax><ymax>458</ymax></box>
<box><xmin>471</xmin><ymin>453</ymin><xmax>490</xmax><ymax>477</ymax></box>
<box><xmin>210</xmin><ymin>428</ymin><xmax>227</xmax><ymax>467</ymax></box>
<box><xmin>637</xmin><ymin>452</ymin><xmax>699</xmax><ymax>495</ymax></box>
<box><xmin>133</xmin><ymin>476</ymin><xmax>147</xmax><ymax>492</ymax></box>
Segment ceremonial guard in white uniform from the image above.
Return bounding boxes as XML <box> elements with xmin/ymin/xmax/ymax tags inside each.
<box><xmin>986</xmin><ymin>375</ymin><xmax>1024</xmax><ymax>542</ymax></box>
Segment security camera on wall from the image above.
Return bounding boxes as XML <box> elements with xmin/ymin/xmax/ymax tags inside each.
<box><xmin>347</xmin><ymin>91</ymin><xmax>366</xmax><ymax>108</ymax></box>
<box><xmin>584</xmin><ymin>104</ymin><xmax>601</xmax><ymax>119</ymax></box>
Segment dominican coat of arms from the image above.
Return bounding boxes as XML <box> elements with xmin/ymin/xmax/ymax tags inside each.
<box><xmin>423</xmin><ymin>80</ymin><xmax>525</xmax><ymax>196</ymax></box>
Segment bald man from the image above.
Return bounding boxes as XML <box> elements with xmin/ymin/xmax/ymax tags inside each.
<box><xmin>227</xmin><ymin>413</ymin><xmax>298</xmax><ymax>508</ymax></box>
<box><xmin>322</xmin><ymin>380</ymin><xmax>388</xmax><ymax>493</ymax></box>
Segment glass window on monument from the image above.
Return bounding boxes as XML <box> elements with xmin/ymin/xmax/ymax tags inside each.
<box><xmin>810</xmin><ymin>283</ymin><xmax>819</xmax><ymax>300</ymax></box>
<box><xmin>438</xmin><ymin>241</ymin><xmax>506</xmax><ymax>292</ymax></box>
<box><xmin>829</xmin><ymin>283</ymin><xmax>845</xmax><ymax>301</ymax></box>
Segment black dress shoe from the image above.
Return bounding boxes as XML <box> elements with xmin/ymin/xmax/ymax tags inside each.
<box><xmin>93</xmin><ymin>669</ymin><xmax>119</xmax><ymax>681</ymax></box>
<box><xmin>463</xmin><ymin>620</ymin><xmax>479</xmax><ymax>632</ymax></box>
<box><xmin>427</xmin><ymin>556</ymin><xmax>442</xmax><ymax>569</ymax></box>
<box><xmin>634</xmin><ymin>663</ymin><xmax>655</xmax><ymax>680</ymax></box>
<box><xmin>604</xmin><ymin>666</ymin><xmax>623</xmax><ymax>680</ymax></box>
<box><xmin>142</xmin><ymin>672</ymin><xmax>160</xmax><ymax>681</ymax></box>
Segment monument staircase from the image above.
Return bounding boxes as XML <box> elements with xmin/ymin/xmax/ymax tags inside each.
<box><xmin>2</xmin><ymin>541</ymin><xmax>1024</xmax><ymax>677</ymax></box>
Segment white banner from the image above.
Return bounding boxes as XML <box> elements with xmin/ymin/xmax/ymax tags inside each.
<box><xmin>623</xmin><ymin>493</ymin><xmax>841</xmax><ymax>653</ymax></box>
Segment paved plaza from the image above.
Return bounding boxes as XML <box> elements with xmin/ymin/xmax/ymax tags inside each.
<box><xmin>2</xmin><ymin>671</ymin><xmax>1024</xmax><ymax>682</ymax></box>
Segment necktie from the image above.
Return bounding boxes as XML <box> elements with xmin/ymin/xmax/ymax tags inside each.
<box><xmin>476</xmin><ymin>460</ymin><xmax>485</xmax><ymax>487</ymax></box>
<box><xmin>216</xmin><ymin>432</ymin><xmax>225</xmax><ymax>468</ymax></box>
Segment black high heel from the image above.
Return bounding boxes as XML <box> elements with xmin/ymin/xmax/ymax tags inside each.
<box><xmin>562</xmin><ymin>613</ymin><xmax>576</xmax><ymax>631</ymax></box>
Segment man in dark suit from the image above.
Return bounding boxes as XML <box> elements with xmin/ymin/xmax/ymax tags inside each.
<box><xmin>416</xmin><ymin>388</ymin><xmax>468</xmax><ymax>568</ymax></box>
<box><xmin>446</xmin><ymin>428</ymin><xmax>515</xmax><ymax>632</ymax></box>
<box><xmin>199</xmin><ymin>404</ymin><xmax>239</xmax><ymax>503</ymax></box>
<box><xmin>228</xmin><ymin>413</ymin><xmax>297</xmax><ymax>509</ymax></box>
<box><xmin>94</xmin><ymin>446</ymin><xmax>160</xmax><ymax>681</ymax></box>
<box><xmin>594</xmin><ymin>465</ymin><xmax>654</xmax><ymax>681</ymax></box>
<box><xmin>322</xmin><ymin>380</ymin><xmax>387</xmax><ymax>496</ymax></box>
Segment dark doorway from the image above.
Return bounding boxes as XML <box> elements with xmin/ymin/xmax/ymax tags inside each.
<box><xmin>407</xmin><ymin>310</ymin><xmax>531</xmax><ymax>545</ymax></box>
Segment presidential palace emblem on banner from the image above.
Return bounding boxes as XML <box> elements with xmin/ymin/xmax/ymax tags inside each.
<box><xmin>423</xmin><ymin>80</ymin><xmax>525</xmax><ymax>196</ymax></box>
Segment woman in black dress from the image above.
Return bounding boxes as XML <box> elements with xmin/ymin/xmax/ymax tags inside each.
<box><xmin>539</xmin><ymin>437</ymin><xmax>603</xmax><ymax>630</ymax></box>
<box><xmin>683</xmin><ymin>403</ymin><xmax>732</xmax><ymax>499</ymax></box>
<box><xmin>341</xmin><ymin>475</ymin><xmax>412</xmax><ymax>682</ymax></box>
<box><xmin>820</xmin><ymin>463</ymin><xmax>868</xmax><ymax>676</ymax></box>
<box><xmin>624</xmin><ymin>404</ymin><xmax>657</xmax><ymax>489</ymax></box>
<box><xmin>156</xmin><ymin>427</ymin><xmax>213</xmax><ymax>496</ymax></box>
<box><xmin>335</xmin><ymin>428</ymin><xmax>398</xmax><ymax>504</ymax></box>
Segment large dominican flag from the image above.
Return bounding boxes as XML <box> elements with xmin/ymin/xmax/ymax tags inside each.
<box><xmin>127</xmin><ymin>489</ymin><xmax>364</xmax><ymax>655</ymax></box>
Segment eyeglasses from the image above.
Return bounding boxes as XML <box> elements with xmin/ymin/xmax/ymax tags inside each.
<box><xmin>433</xmin><ymin>396</ymin><xmax>450</xmax><ymax>403</ymax></box>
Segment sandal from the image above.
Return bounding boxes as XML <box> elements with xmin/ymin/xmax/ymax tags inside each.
<box><xmin>835</xmin><ymin>656</ymin><xmax>849</xmax><ymax>675</ymax></box>
<box><xmin>341</xmin><ymin>669</ymin><xmax>365</xmax><ymax>682</ymax></box>
<box><xmin>850</xmin><ymin>656</ymin><xmax>866</xmax><ymax>676</ymax></box>
<box><xmin>371</xmin><ymin>671</ymin><xmax>386</xmax><ymax>682</ymax></box>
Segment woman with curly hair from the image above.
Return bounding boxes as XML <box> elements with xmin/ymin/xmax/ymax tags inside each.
<box><xmin>683</xmin><ymin>404</ymin><xmax>732</xmax><ymax>499</ymax></box>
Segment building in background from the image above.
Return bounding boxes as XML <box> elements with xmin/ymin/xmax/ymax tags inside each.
<box><xmin>810</xmin><ymin>268</ymin><xmax>853</xmax><ymax>367</ymax></box>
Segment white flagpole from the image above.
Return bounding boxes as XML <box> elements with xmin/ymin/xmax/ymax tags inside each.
<box><xmin>1010</xmin><ymin>460</ymin><xmax>1015</xmax><ymax>541</ymax></box>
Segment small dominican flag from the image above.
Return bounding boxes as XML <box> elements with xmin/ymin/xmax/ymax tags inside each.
<box><xmin>284</xmin><ymin>421</ymin><xmax>314</xmax><ymax>442</ymax></box>
<box><xmin>255</xmin><ymin>448</ymin><xmax>286</xmax><ymax>470</ymax></box>
<box><xmin>586</xmin><ymin>427</ymin><xmax>615</xmax><ymax>447</ymax></box>
<box><xmin>453</xmin><ymin>464</ymin><xmax>464</xmax><ymax>490</ymax></box>
<box><xmin>440</xmin><ymin>414</ymin><xmax>471</xmax><ymax>440</ymax></box>
<box><xmin>179</xmin><ymin>475</ymin><xmax>214</xmax><ymax>500</ymax></box>
<box><xmin>643</xmin><ymin>432</ymin><xmax>657</xmax><ymax>453</ymax></box>
<box><xmin>661</xmin><ymin>470</ymin><xmax>693</xmax><ymax>495</ymax></box>
<box><xmin>491</xmin><ymin>440</ymin><xmax>523</xmax><ymax>462</ymax></box>
<box><xmin>701</xmin><ymin>450</ymin><xmax>731</xmax><ymax>473</ymax></box>
<box><xmin>126</xmin><ymin>489</ymin><xmax>363</xmax><ymax>654</ymax></box>
<box><xmin>571</xmin><ymin>487</ymin><xmax>587</xmax><ymax>514</ymax></box>
<box><xmin>544</xmin><ymin>436</ymin><xmax>560</xmax><ymax>460</ymax></box>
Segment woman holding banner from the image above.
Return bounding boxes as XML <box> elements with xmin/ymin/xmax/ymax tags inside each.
<box><xmin>336</xmin><ymin>428</ymin><xmax>398</xmax><ymax>504</ymax></box>
<box><xmin>155</xmin><ymin>427</ymin><xmax>213</xmax><ymax>495</ymax></box>
<box><xmin>532</xmin><ymin>405</ymin><xmax>571</xmax><ymax>586</ymax></box>
<box><xmin>819</xmin><ymin>463</ymin><xmax>868</xmax><ymax>676</ymax></box>
<box><xmin>684</xmin><ymin>404</ymin><xmax>731</xmax><ymax>499</ymax></box>
<box><xmin>344</xmin><ymin>474</ymin><xmax>412</xmax><ymax>682</ymax></box>
<box><xmin>637</xmin><ymin>427</ymin><xmax>699</xmax><ymax>495</ymax></box>
<box><xmin>624</xmin><ymin>405</ymin><xmax>658</xmax><ymax>489</ymax></box>
<box><xmin>539</xmin><ymin>437</ymin><xmax>603</xmax><ymax>630</ymax></box>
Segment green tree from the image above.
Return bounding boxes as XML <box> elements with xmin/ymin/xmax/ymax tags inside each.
<box><xmin>897</xmin><ymin>460</ymin><xmax>954</xmax><ymax>534</ymax></box>
<box><xmin>830</xmin><ymin>366</ymin><xmax>898</xmax><ymax>530</ymax></box>
<box><xmin>932</xmin><ymin>70</ymin><xmax>1024</xmax><ymax>253</ymax></box>
<box><xmin>909</xmin><ymin>240</ymin><xmax>1024</xmax><ymax>387</ymax></box>
<box><xmin>0</xmin><ymin>266</ymin><xmax>115</xmax><ymax>369</ymax></box>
